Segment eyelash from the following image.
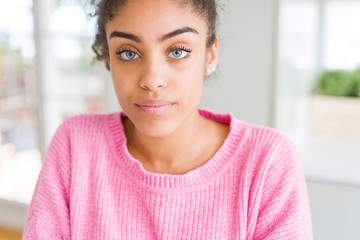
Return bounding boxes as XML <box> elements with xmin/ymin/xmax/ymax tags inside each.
<box><xmin>115</xmin><ymin>46</ymin><xmax>192</xmax><ymax>62</ymax></box>
<box><xmin>115</xmin><ymin>48</ymin><xmax>140</xmax><ymax>62</ymax></box>
<box><xmin>167</xmin><ymin>46</ymin><xmax>192</xmax><ymax>60</ymax></box>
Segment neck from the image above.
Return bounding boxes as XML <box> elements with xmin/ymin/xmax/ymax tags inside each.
<box><xmin>124</xmin><ymin>111</ymin><xmax>211</xmax><ymax>174</ymax></box>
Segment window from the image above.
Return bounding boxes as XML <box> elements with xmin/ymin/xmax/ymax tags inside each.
<box><xmin>0</xmin><ymin>0</ymin><xmax>113</xmax><ymax>205</ymax></box>
<box><xmin>40</xmin><ymin>0</ymin><xmax>110</xmax><ymax>146</ymax></box>
<box><xmin>276</xmin><ymin>0</ymin><xmax>360</xmax><ymax>185</ymax></box>
<box><xmin>0</xmin><ymin>0</ymin><xmax>41</xmax><ymax>204</ymax></box>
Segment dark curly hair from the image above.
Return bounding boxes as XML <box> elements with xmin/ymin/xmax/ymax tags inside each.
<box><xmin>90</xmin><ymin>0</ymin><xmax>218</xmax><ymax>70</ymax></box>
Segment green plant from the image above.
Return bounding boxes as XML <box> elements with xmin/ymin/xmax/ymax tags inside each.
<box><xmin>317</xmin><ymin>70</ymin><xmax>356</xmax><ymax>97</ymax></box>
<box><xmin>353</xmin><ymin>69</ymin><xmax>360</xmax><ymax>98</ymax></box>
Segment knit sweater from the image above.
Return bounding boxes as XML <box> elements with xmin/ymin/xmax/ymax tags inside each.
<box><xmin>23</xmin><ymin>109</ymin><xmax>313</xmax><ymax>239</ymax></box>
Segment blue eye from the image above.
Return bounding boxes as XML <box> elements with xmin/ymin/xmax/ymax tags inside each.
<box><xmin>167</xmin><ymin>48</ymin><xmax>191</xmax><ymax>59</ymax></box>
<box><xmin>116</xmin><ymin>50</ymin><xmax>139</xmax><ymax>61</ymax></box>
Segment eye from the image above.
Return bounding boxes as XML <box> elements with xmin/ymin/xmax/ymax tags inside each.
<box><xmin>167</xmin><ymin>47</ymin><xmax>191</xmax><ymax>59</ymax></box>
<box><xmin>116</xmin><ymin>49</ymin><xmax>140</xmax><ymax>61</ymax></box>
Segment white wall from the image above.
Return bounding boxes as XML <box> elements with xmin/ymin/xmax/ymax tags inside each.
<box><xmin>307</xmin><ymin>181</ymin><xmax>360</xmax><ymax>240</ymax></box>
<box><xmin>200</xmin><ymin>0</ymin><xmax>278</xmax><ymax>127</ymax></box>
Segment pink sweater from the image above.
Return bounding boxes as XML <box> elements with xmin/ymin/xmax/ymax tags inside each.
<box><xmin>24</xmin><ymin>109</ymin><xmax>313</xmax><ymax>239</ymax></box>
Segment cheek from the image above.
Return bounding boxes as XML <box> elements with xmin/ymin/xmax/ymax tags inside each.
<box><xmin>175</xmin><ymin>62</ymin><xmax>205</xmax><ymax>104</ymax></box>
<box><xmin>182</xmin><ymin>55</ymin><xmax>206</xmax><ymax>87</ymax></box>
<box><xmin>111</xmin><ymin>64</ymin><xmax>139</xmax><ymax>93</ymax></box>
<box><xmin>111</xmin><ymin>70</ymin><xmax>137</xmax><ymax>111</ymax></box>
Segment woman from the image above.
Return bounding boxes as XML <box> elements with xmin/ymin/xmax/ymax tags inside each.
<box><xmin>24</xmin><ymin>0</ymin><xmax>313</xmax><ymax>239</ymax></box>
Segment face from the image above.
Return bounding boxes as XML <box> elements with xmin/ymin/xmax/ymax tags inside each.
<box><xmin>106</xmin><ymin>0</ymin><xmax>218</xmax><ymax>138</ymax></box>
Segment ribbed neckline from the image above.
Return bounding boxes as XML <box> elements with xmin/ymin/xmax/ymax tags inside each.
<box><xmin>107</xmin><ymin>109</ymin><xmax>245</xmax><ymax>192</ymax></box>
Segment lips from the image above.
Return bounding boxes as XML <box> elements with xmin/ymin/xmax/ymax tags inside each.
<box><xmin>135</xmin><ymin>100</ymin><xmax>175</xmax><ymax>116</ymax></box>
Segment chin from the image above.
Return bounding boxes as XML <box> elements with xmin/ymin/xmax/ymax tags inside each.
<box><xmin>124</xmin><ymin>103</ymin><xmax>183</xmax><ymax>139</ymax></box>
<box><xmin>134</xmin><ymin>119</ymin><xmax>179</xmax><ymax>139</ymax></box>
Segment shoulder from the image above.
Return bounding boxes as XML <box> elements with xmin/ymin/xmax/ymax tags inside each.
<box><xmin>230</xmin><ymin>114</ymin><xmax>293</xmax><ymax>147</ymax></box>
<box><xmin>232</xmin><ymin>118</ymin><xmax>306</xmax><ymax>196</ymax></box>
<box><xmin>62</xmin><ymin>112</ymin><xmax>118</xmax><ymax>128</ymax></box>
<box><xmin>246</xmin><ymin>122</ymin><xmax>295</xmax><ymax>152</ymax></box>
<box><xmin>201</xmin><ymin>109</ymin><xmax>298</xmax><ymax>163</ymax></box>
<box><xmin>231</xmin><ymin>117</ymin><xmax>299</xmax><ymax>167</ymax></box>
<box><xmin>50</xmin><ymin>113</ymin><xmax>121</xmax><ymax>147</ymax></box>
<box><xmin>56</xmin><ymin>112</ymin><xmax>119</xmax><ymax>134</ymax></box>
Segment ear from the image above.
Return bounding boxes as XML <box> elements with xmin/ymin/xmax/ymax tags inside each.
<box><xmin>205</xmin><ymin>37</ymin><xmax>219</xmax><ymax>76</ymax></box>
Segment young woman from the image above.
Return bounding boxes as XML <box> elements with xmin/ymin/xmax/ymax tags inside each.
<box><xmin>24</xmin><ymin>0</ymin><xmax>313</xmax><ymax>239</ymax></box>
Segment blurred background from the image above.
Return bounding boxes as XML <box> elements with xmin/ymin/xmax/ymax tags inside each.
<box><xmin>0</xmin><ymin>0</ymin><xmax>359</xmax><ymax>239</ymax></box>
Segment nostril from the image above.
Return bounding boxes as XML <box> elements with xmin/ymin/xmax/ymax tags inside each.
<box><xmin>139</xmin><ymin>78</ymin><xmax>167</xmax><ymax>91</ymax></box>
<box><xmin>160</xmin><ymin>80</ymin><xmax>167</xmax><ymax>88</ymax></box>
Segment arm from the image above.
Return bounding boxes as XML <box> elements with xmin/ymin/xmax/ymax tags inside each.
<box><xmin>253</xmin><ymin>137</ymin><xmax>313</xmax><ymax>240</ymax></box>
<box><xmin>23</xmin><ymin>121</ymin><xmax>72</xmax><ymax>239</ymax></box>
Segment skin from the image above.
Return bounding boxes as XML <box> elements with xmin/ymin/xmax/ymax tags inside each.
<box><xmin>106</xmin><ymin>0</ymin><xmax>229</xmax><ymax>174</ymax></box>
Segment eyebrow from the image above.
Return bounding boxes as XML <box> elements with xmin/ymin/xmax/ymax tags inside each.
<box><xmin>109</xmin><ymin>31</ymin><xmax>141</xmax><ymax>42</ymax></box>
<box><xmin>160</xmin><ymin>26</ymin><xmax>199</xmax><ymax>41</ymax></box>
<box><xmin>109</xmin><ymin>26</ymin><xmax>199</xmax><ymax>43</ymax></box>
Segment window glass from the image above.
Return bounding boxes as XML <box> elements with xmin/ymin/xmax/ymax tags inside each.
<box><xmin>277</xmin><ymin>0</ymin><xmax>360</xmax><ymax>185</ymax></box>
<box><xmin>276</xmin><ymin>0</ymin><xmax>318</xmax><ymax>137</ymax></box>
<box><xmin>42</xmin><ymin>0</ymin><xmax>108</xmax><ymax>146</ymax></box>
<box><xmin>0</xmin><ymin>0</ymin><xmax>109</xmax><ymax>204</ymax></box>
<box><xmin>0</xmin><ymin>0</ymin><xmax>41</xmax><ymax>203</ymax></box>
<box><xmin>324</xmin><ymin>1</ymin><xmax>360</xmax><ymax>69</ymax></box>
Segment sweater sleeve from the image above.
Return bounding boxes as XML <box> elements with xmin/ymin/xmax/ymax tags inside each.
<box><xmin>23</xmin><ymin>120</ymin><xmax>72</xmax><ymax>239</ymax></box>
<box><xmin>253</xmin><ymin>135</ymin><xmax>313</xmax><ymax>240</ymax></box>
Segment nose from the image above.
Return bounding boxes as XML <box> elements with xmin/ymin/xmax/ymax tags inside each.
<box><xmin>139</xmin><ymin>60</ymin><xmax>167</xmax><ymax>92</ymax></box>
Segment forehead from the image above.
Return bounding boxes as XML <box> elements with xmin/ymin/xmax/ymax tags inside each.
<box><xmin>105</xmin><ymin>0</ymin><xmax>207</xmax><ymax>41</ymax></box>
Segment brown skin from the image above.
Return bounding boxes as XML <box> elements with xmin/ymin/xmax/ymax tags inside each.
<box><xmin>105</xmin><ymin>0</ymin><xmax>228</xmax><ymax>174</ymax></box>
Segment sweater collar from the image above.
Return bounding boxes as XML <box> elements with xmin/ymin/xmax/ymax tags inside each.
<box><xmin>107</xmin><ymin>108</ymin><xmax>245</xmax><ymax>192</ymax></box>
